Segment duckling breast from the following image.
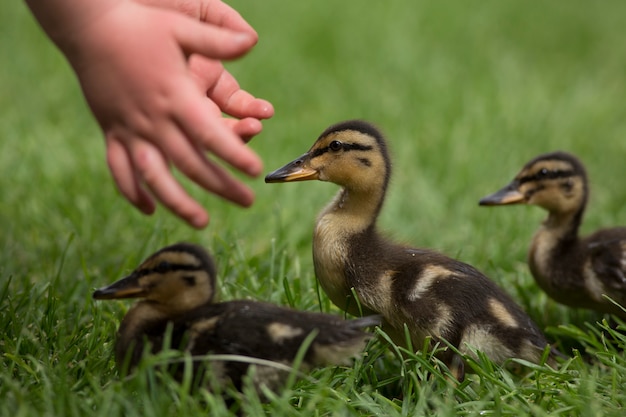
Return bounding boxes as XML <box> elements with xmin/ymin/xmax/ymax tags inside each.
<box><xmin>114</xmin><ymin>302</ymin><xmax>187</xmax><ymax>371</ymax></box>
<box><xmin>528</xmin><ymin>229</ymin><xmax>572</xmax><ymax>298</ymax></box>
<box><xmin>529</xmin><ymin>227</ymin><xmax>610</xmax><ymax>309</ymax></box>
<box><xmin>312</xmin><ymin>213</ymin><xmax>359</xmax><ymax>314</ymax></box>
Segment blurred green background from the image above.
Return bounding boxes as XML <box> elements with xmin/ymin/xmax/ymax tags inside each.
<box><xmin>1</xmin><ymin>0</ymin><xmax>625</xmax><ymax>415</ymax></box>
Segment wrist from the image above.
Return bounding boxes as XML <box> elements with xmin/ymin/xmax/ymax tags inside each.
<box><xmin>25</xmin><ymin>0</ymin><xmax>124</xmax><ymax>51</ymax></box>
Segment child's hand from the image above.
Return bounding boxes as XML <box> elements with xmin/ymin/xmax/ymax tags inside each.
<box><xmin>26</xmin><ymin>0</ymin><xmax>274</xmax><ymax>228</ymax></box>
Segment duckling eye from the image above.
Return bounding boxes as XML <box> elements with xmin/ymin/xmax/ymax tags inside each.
<box><xmin>329</xmin><ymin>140</ymin><xmax>343</xmax><ymax>152</ymax></box>
<box><xmin>538</xmin><ymin>168</ymin><xmax>550</xmax><ymax>178</ymax></box>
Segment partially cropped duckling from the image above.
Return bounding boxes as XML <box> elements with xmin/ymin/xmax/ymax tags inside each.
<box><xmin>479</xmin><ymin>151</ymin><xmax>626</xmax><ymax>318</ymax></box>
<box><xmin>265</xmin><ymin>120</ymin><xmax>557</xmax><ymax>379</ymax></box>
<box><xmin>93</xmin><ymin>243</ymin><xmax>380</xmax><ymax>394</ymax></box>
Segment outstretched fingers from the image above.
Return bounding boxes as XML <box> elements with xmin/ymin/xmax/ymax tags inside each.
<box><xmin>106</xmin><ymin>135</ymin><xmax>155</xmax><ymax>215</ymax></box>
<box><xmin>174</xmin><ymin>91</ymin><xmax>264</xmax><ymax>177</ymax></box>
<box><xmin>127</xmin><ymin>138</ymin><xmax>211</xmax><ymax>228</ymax></box>
<box><xmin>223</xmin><ymin>117</ymin><xmax>264</xmax><ymax>143</ymax></box>
<box><xmin>117</xmin><ymin>117</ymin><xmax>258</xmax><ymax>227</ymax></box>
<box><xmin>159</xmin><ymin>122</ymin><xmax>256</xmax><ymax>206</ymax></box>
<box><xmin>208</xmin><ymin>67</ymin><xmax>274</xmax><ymax>119</ymax></box>
<box><xmin>189</xmin><ymin>56</ymin><xmax>274</xmax><ymax>120</ymax></box>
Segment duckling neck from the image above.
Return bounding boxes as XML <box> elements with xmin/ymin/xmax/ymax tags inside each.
<box><xmin>543</xmin><ymin>208</ymin><xmax>583</xmax><ymax>236</ymax></box>
<box><xmin>313</xmin><ymin>186</ymin><xmax>384</xmax><ymax>314</ymax></box>
<box><xmin>529</xmin><ymin>209</ymin><xmax>584</xmax><ymax>297</ymax></box>
<box><xmin>114</xmin><ymin>302</ymin><xmax>174</xmax><ymax>368</ymax></box>
<box><xmin>319</xmin><ymin>187</ymin><xmax>384</xmax><ymax>232</ymax></box>
<box><xmin>534</xmin><ymin>209</ymin><xmax>583</xmax><ymax>252</ymax></box>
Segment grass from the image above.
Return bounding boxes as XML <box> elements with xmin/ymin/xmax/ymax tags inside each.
<box><xmin>1</xmin><ymin>0</ymin><xmax>626</xmax><ymax>415</ymax></box>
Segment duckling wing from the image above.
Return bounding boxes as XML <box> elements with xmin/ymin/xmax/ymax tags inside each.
<box><xmin>184</xmin><ymin>301</ymin><xmax>378</xmax><ymax>364</ymax></box>
<box><xmin>586</xmin><ymin>230</ymin><xmax>626</xmax><ymax>291</ymax></box>
<box><xmin>180</xmin><ymin>301</ymin><xmax>377</xmax><ymax>391</ymax></box>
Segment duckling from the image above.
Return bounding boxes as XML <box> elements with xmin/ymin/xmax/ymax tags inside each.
<box><xmin>92</xmin><ymin>242</ymin><xmax>380</xmax><ymax>394</ymax></box>
<box><xmin>265</xmin><ymin>120</ymin><xmax>557</xmax><ymax>380</ymax></box>
<box><xmin>479</xmin><ymin>151</ymin><xmax>626</xmax><ymax>318</ymax></box>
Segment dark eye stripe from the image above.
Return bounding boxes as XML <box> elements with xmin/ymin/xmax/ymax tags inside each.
<box><xmin>310</xmin><ymin>142</ymin><xmax>373</xmax><ymax>158</ymax></box>
<box><xmin>137</xmin><ymin>263</ymin><xmax>202</xmax><ymax>277</ymax></box>
<box><xmin>519</xmin><ymin>169</ymin><xmax>575</xmax><ymax>184</ymax></box>
<box><xmin>344</xmin><ymin>143</ymin><xmax>373</xmax><ymax>152</ymax></box>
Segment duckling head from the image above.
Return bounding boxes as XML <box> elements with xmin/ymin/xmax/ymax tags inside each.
<box><xmin>479</xmin><ymin>151</ymin><xmax>588</xmax><ymax>216</ymax></box>
<box><xmin>265</xmin><ymin>120</ymin><xmax>391</xmax><ymax>194</ymax></box>
<box><xmin>93</xmin><ymin>243</ymin><xmax>217</xmax><ymax>315</ymax></box>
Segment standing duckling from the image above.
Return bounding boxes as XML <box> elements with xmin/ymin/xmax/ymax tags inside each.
<box><xmin>265</xmin><ymin>120</ymin><xmax>557</xmax><ymax>380</ymax></box>
<box><xmin>479</xmin><ymin>151</ymin><xmax>626</xmax><ymax>318</ymax></box>
<box><xmin>93</xmin><ymin>242</ymin><xmax>380</xmax><ymax>394</ymax></box>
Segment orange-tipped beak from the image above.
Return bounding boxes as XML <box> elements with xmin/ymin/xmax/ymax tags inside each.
<box><xmin>265</xmin><ymin>154</ymin><xmax>319</xmax><ymax>183</ymax></box>
<box><xmin>92</xmin><ymin>273</ymin><xmax>146</xmax><ymax>300</ymax></box>
<box><xmin>479</xmin><ymin>182</ymin><xmax>525</xmax><ymax>206</ymax></box>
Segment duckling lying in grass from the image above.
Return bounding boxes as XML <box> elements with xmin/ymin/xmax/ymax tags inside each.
<box><xmin>265</xmin><ymin>120</ymin><xmax>558</xmax><ymax>380</ymax></box>
<box><xmin>93</xmin><ymin>242</ymin><xmax>379</xmax><ymax>394</ymax></box>
<box><xmin>479</xmin><ymin>151</ymin><xmax>626</xmax><ymax>318</ymax></box>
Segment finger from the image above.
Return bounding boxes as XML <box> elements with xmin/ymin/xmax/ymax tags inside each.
<box><xmin>210</xmin><ymin>71</ymin><xmax>274</xmax><ymax>119</ymax></box>
<box><xmin>106</xmin><ymin>135</ymin><xmax>156</xmax><ymax>214</ymax></box>
<box><xmin>129</xmin><ymin>140</ymin><xmax>209</xmax><ymax>228</ymax></box>
<box><xmin>189</xmin><ymin>56</ymin><xmax>274</xmax><ymax>119</ymax></box>
<box><xmin>139</xmin><ymin>0</ymin><xmax>258</xmax><ymax>37</ymax></box>
<box><xmin>188</xmin><ymin>55</ymin><xmax>222</xmax><ymax>90</ymax></box>
<box><xmin>223</xmin><ymin>117</ymin><xmax>264</xmax><ymax>143</ymax></box>
<box><xmin>173</xmin><ymin>16</ymin><xmax>257</xmax><ymax>60</ymax></box>
<box><xmin>220</xmin><ymin>91</ymin><xmax>274</xmax><ymax>120</ymax></box>
<box><xmin>184</xmin><ymin>148</ymin><xmax>256</xmax><ymax>207</ymax></box>
<box><xmin>174</xmin><ymin>91</ymin><xmax>263</xmax><ymax>177</ymax></box>
<box><xmin>156</xmin><ymin>121</ymin><xmax>256</xmax><ymax>205</ymax></box>
<box><xmin>201</xmin><ymin>0</ymin><xmax>258</xmax><ymax>37</ymax></box>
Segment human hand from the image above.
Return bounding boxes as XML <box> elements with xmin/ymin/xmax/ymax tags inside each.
<box><xmin>134</xmin><ymin>0</ymin><xmax>273</xmax><ymax>137</ymax></box>
<box><xmin>26</xmin><ymin>0</ymin><xmax>274</xmax><ymax>228</ymax></box>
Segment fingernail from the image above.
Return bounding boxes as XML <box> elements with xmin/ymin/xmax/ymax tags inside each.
<box><xmin>235</xmin><ymin>33</ymin><xmax>254</xmax><ymax>45</ymax></box>
<box><xmin>261</xmin><ymin>104</ymin><xmax>274</xmax><ymax>117</ymax></box>
<box><xmin>246</xmin><ymin>166</ymin><xmax>260</xmax><ymax>177</ymax></box>
<box><xmin>191</xmin><ymin>213</ymin><xmax>209</xmax><ymax>229</ymax></box>
<box><xmin>247</xmin><ymin>162</ymin><xmax>263</xmax><ymax>176</ymax></box>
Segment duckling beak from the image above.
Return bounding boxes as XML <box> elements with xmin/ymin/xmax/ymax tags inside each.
<box><xmin>479</xmin><ymin>182</ymin><xmax>525</xmax><ymax>206</ymax></box>
<box><xmin>92</xmin><ymin>273</ymin><xmax>146</xmax><ymax>300</ymax></box>
<box><xmin>265</xmin><ymin>154</ymin><xmax>319</xmax><ymax>183</ymax></box>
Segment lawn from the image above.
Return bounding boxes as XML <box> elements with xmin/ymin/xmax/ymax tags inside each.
<box><xmin>1</xmin><ymin>0</ymin><xmax>626</xmax><ymax>415</ymax></box>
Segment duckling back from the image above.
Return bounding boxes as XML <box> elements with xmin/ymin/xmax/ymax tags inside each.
<box><xmin>347</xmin><ymin>227</ymin><xmax>551</xmax><ymax>367</ymax></box>
<box><xmin>180</xmin><ymin>301</ymin><xmax>380</xmax><ymax>391</ymax></box>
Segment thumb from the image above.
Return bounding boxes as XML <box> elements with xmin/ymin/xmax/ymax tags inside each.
<box><xmin>173</xmin><ymin>15</ymin><xmax>257</xmax><ymax>60</ymax></box>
